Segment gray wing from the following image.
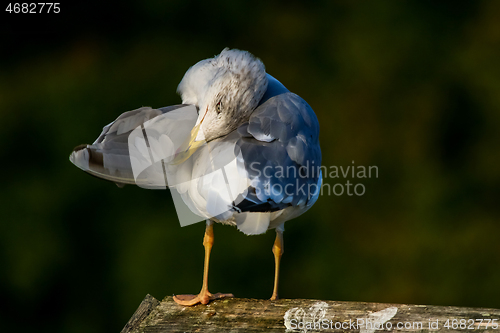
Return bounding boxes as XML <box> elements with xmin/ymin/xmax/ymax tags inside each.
<box><xmin>69</xmin><ymin>104</ymin><xmax>190</xmax><ymax>186</ymax></box>
<box><xmin>233</xmin><ymin>92</ymin><xmax>322</xmax><ymax>213</ymax></box>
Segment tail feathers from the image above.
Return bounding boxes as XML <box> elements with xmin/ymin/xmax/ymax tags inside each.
<box><xmin>70</xmin><ymin>104</ymin><xmax>190</xmax><ymax>187</ymax></box>
<box><xmin>70</xmin><ymin>143</ymin><xmax>136</xmax><ymax>186</ymax></box>
<box><xmin>235</xmin><ymin>212</ymin><xmax>271</xmax><ymax>235</ymax></box>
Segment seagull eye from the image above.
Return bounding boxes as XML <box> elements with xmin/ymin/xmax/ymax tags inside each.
<box><xmin>216</xmin><ymin>101</ymin><xmax>222</xmax><ymax>114</ymax></box>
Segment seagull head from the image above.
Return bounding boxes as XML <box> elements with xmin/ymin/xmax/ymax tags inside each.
<box><xmin>177</xmin><ymin>48</ymin><xmax>268</xmax><ymax>143</ymax></box>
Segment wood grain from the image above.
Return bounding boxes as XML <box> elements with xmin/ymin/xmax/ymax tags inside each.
<box><xmin>123</xmin><ymin>295</ymin><xmax>500</xmax><ymax>332</ymax></box>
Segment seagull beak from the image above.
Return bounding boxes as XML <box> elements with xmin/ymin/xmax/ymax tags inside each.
<box><xmin>171</xmin><ymin>108</ymin><xmax>207</xmax><ymax>165</ymax></box>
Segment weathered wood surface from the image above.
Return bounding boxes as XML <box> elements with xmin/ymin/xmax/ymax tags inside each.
<box><xmin>121</xmin><ymin>294</ymin><xmax>160</xmax><ymax>333</ymax></box>
<box><xmin>123</xmin><ymin>295</ymin><xmax>500</xmax><ymax>332</ymax></box>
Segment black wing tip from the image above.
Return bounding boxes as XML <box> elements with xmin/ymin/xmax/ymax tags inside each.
<box><xmin>69</xmin><ymin>143</ymin><xmax>104</xmax><ymax>171</ymax></box>
<box><xmin>233</xmin><ymin>193</ymin><xmax>289</xmax><ymax>213</ymax></box>
<box><xmin>72</xmin><ymin>143</ymin><xmax>89</xmax><ymax>153</ymax></box>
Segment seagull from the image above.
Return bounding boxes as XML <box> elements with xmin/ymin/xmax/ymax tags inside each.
<box><xmin>70</xmin><ymin>48</ymin><xmax>322</xmax><ymax>306</ymax></box>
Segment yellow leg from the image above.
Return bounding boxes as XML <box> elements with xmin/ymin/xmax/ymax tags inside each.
<box><xmin>173</xmin><ymin>221</ymin><xmax>234</xmax><ymax>306</ymax></box>
<box><xmin>198</xmin><ymin>219</ymin><xmax>214</xmax><ymax>304</ymax></box>
<box><xmin>270</xmin><ymin>228</ymin><xmax>284</xmax><ymax>301</ymax></box>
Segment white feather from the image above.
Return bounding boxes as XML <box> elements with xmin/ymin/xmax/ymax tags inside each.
<box><xmin>235</xmin><ymin>212</ymin><xmax>271</xmax><ymax>235</ymax></box>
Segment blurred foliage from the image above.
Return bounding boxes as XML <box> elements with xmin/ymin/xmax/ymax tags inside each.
<box><xmin>1</xmin><ymin>0</ymin><xmax>500</xmax><ymax>332</ymax></box>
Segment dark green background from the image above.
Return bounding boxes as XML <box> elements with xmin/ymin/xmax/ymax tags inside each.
<box><xmin>1</xmin><ymin>1</ymin><xmax>499</xmax><ymax>332</ymax></box>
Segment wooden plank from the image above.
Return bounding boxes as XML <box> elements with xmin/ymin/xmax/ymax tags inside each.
<box><xmin>125</xmin><ymin>296</ymin><xmax>500</xmax><ymax>332</ymax></box>
<box><xmin>121</xmin><ymin>294</ymin><xmax>160</xmax><ymax>333</ymax></box>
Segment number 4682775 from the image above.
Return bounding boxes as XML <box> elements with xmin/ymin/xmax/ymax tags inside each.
<box><xmin>6</xmin><ymin>3</ymin><xmax>60</xmax><ymax>13</ymax></box>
